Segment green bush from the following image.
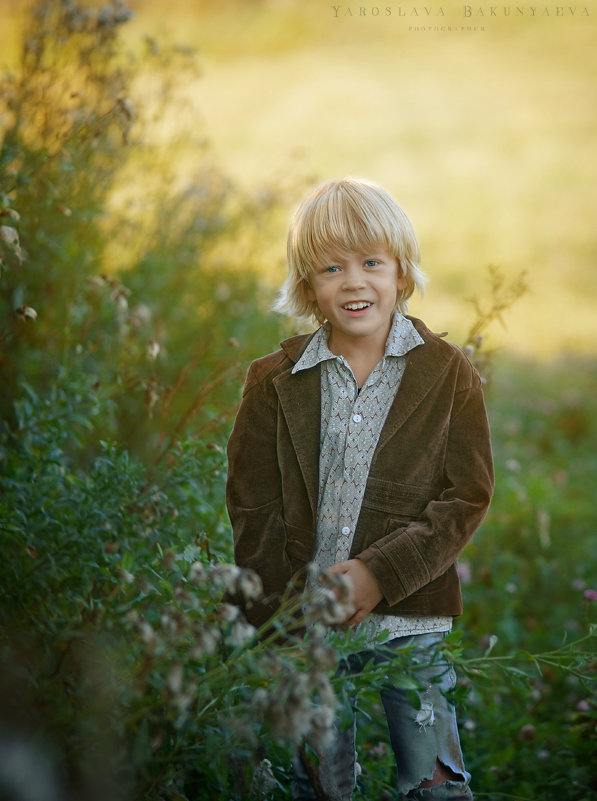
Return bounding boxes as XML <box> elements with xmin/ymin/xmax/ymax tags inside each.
<box><xmin>0</xmin><ymin>0</ymin><xmax>291</xmax><ymax>463</ymax></box>
<box><xmin>0</xmin><ymin>357</ymin><xmax>446</xmax><ymax>800</ymax></box>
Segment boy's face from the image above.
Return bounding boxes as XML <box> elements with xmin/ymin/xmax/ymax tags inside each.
<box><xmin>306</xmin><ymin>247</ymin><xmax>406</xmax><ymax>352</ymax></box>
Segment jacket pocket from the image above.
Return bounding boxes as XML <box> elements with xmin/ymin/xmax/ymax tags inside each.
<box><xmin>283</xmin><ymin>519</ymin><xmax>315</xmax><ymax>574</ymax></box>
<box><xmin>362</xmin><ymin>477</ymin><xmax>434</xmax><ymax>520</ymax></box>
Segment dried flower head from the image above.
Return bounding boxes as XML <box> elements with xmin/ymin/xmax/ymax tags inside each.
<box><xmin>0</xmin><ymin>224</ymin><xmax>19</xmax><ymax>248</ymax></box>
<box><xmin>110</xmin><ymin>281</ymin><xmax>130</xmax><ymax>312</ymax></box>
<box><xmin>87</xmin><ymin>275</ymin><xmax>108</xmax><ymax>287</ymax></box>
<box><xmin>130</xmin><ymin>302</ymin><xmax>152</xmax><ymax>326</ymax></box>
<box><xmin>308</xmin><ymin>705</ymin><xmax>336</xmax><ymax>746</ymax></box>
<box><xmin>172</xmin><ymin>679</ymin><xmax>197</xmax><ymax>727</ymax></box>
<box><xmin>209</xmin><ymin>563</ymin><xmax>241</xmax><ymax>592</ymax></box>
<box><xmin>191</xmin><ymin>624</ymin><xmax>220</xmax><ymax>658</ymax></box>
<box><xmin>125</xmin><ymin>610</ymin><xmax>140</xmax><ymax>627</ymax></box>
<box><xmin>166</xmin><ymin>662</ymin><xmax>184</xmax><ymax>696</ymax></box>
<box><xmin>308</xmin><ymin>640</ymin><xmax>337</xmax><ymax>673</ymax></box>
<box><xmin>218</xmin><ymin>603</ymin><xmax>241</xmax><ymax>623</ymax></box>
<box><xmin>146</xmin><ymin>339</ymin><xmax>160</xmax><ymax>361</ymax></box>
<box><xmin>305</xmin><ymin>565</ymin><xmax>356</xmax><ymax>625</ymax></box>
<box><xmin>16</xmin><ymin>305</ymin><xmax>37</xmax><ymax>321</ymax></box>
<box><xmin>116</xmin><ymin>567</ymin><xmax>134</xmax><ymax>585</ymax></box>
<box><xmin>189</xmin><ymin>561</ymin><xmax>206</xmax><ymax>584</ymax></box>
<box><xmin>134</xmin><ymin>619</ymin><xmax>156</xmax><ymax>646</ymax></box>
<box><xmin>229</xmin><ymin>619</ymin><xmax>256</xmax><ymax>646</ymax></box>
<box><xmin>144</xmin><ymin>375</ymin><xmax>160</xmax><ymax>418</ymax></box>
<box><xmin>0</xmin><ymin>208</ymin><xmax>20</xmax><ymax>222</ymax></box>
<box><xmin>237</xmin><ymin>569</ymin><xmax>263</xmax><ymax>602</ymax></box>
<box><xmin>172</xmin><ymin>581</ymin><xmax>190</xmax><ymax>603</ymax></box>
<box><xmin>518</xmin><ymin>723</ymin><xmax>537</xmax><ymax>741</ymax></box>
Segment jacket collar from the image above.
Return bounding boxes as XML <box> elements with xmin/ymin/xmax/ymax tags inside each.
<box><xmin>291</xmin><ymin>312</ymin><xmax>425</xmax><ymax>374</ymax></box>
<box><xmin>273</xmin><ymin>316</ymin><xmax>456</xmax><ymax>517</ymax></box>
<box><xmin>279</xmin><ymin>330</ymin><xmax>318</xmax><ymax>363</ymax></box>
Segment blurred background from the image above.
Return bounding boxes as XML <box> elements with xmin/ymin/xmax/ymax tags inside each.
<box><xmin>3</xmin><ymin>0</ymin><xmax>596</xmax><ymax>356</ymax></box>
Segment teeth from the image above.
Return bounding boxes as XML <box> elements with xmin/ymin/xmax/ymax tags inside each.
<box><xmin>344</xmin><ymin>302</ymin><xmax>371</xmax><ymax>310</ymax></box>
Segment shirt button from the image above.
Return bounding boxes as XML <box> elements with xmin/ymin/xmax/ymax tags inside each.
<box><xmin>341</xmin><ymin>526</ymin><xmax>351</xmax><ymax>535</ymax></box>
<box><xmin>352</xmin><ymin>413</ymin><xmax>362</xmax><ymax>423</ymax></box>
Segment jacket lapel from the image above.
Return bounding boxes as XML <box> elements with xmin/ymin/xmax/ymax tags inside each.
<box><xmin>273</xmin><ymin>336</ymin><xmax>321</xmax><ymax>520</ymax></box>
<box><xmin>270</xmin><ymin>320</ymin><xmax>456</xmax><ymax>512</ymax></box>
<box><xmin>376</xmin><ymin>323</ymin><xmax>455</xmax><ymax>452</ymax></box>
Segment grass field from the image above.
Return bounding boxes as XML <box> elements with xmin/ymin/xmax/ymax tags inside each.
<box><xmin>134</xmin><ymin>0</ymin><xmax>597</xmax><ymax>357</ymax></box>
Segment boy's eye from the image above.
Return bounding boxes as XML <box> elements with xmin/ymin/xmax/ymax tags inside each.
<box><xmin>364</xmin><ymin>259</ymin><xmax>379</xmax><ymax>267</ymax></box>
<box><xmin>325</xmin><ymin>266</ymin><xmax>340</xmax><ymax>273</ymax></box>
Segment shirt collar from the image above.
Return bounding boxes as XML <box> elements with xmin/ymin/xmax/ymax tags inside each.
<box><xmin>292</xmin><ymin>312</ymin><xmax>424</xmax><ymax>374</ymax></box>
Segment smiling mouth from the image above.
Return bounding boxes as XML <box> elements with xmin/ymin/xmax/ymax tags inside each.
<box><xmin>343</xmin><ymin>301</ymin><xmax>372</xmax><ymax>311</ymax></box>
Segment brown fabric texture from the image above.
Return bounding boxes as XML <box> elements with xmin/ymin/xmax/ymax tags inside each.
<box><xmin>226</xmin><ymin>316</ymin><xmax>494</xmax><ymax>629</ymax></box>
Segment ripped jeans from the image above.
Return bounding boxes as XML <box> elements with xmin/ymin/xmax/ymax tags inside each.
<box><xmin>292</xmin><ymin>631</ymin><xmax>473</xmax><ymax>801</ymax></box>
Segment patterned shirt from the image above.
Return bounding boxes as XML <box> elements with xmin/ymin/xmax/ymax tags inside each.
<box><xmin>293</xmin><ymin>312</ymin><xmax>452</xmax><ymax>645</ymax></box>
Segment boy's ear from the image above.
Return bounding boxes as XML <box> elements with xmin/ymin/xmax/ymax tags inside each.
<box><xmin>396</xmin><ymin>274</ymin><xmax>408</xmax><ymax>292</ymax></box>
<box><xmin>305</xmin><ymin>280</ymin><xmax>316</xmax><ymax>302</ymax></box>
<box><xmin>396</xmin><ymin>261</ymin><xmax>408</xmax><ymax>292</ymax></box>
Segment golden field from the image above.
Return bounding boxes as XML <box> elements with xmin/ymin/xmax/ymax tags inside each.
<box><xmin>1</xmin><ymin>0</ymin><xmax>596</xmax><ymax>357</ymax></box>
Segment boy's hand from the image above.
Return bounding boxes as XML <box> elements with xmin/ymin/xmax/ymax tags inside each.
<box><xmin>326</xmin><ymin>559</ymin><xmax>383</xmax><ymax>628</ymax></box>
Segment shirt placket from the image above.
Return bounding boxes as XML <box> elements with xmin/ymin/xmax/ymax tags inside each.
<box><xmin>301</xmin><ymin>317</ymin><xmax>452</xmax><ymax>643</ymax></box>
<box><xmin>335</xmin><ymin>363</ymin><xmax>384</xmax><ymax>563</ymax></box>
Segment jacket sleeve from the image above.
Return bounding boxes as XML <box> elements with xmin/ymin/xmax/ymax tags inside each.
<box><xmin>356</xmin><ymin>360</ymin><xmax>494</xmax><ymax>607</ymax></box>
<box><xmin>226</xmin><ymin>362</ymin><xmax>294</xmax><ymax>627</ymax></box>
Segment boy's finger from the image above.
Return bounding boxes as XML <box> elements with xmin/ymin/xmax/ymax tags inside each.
<box><xmin>326</xmin><ymin>562</ymin><xmax>349</xmax><ymax>574</ymax></box>
<box><xmin>345</xmin><ymin>608</ymin><xmax>366</xmax><ymax>628</ymax></box>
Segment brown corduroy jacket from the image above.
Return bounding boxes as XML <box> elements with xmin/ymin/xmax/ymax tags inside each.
<box><xmin>226</xmin><ymin>316</ymin><xmax>494</xmax><ymax>629</ymax></box>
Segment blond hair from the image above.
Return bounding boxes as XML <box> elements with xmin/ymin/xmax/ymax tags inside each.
<box><xmin>274</xmin><ymin>178</ymin><xmax>426</xmax><ymax>324</ymax></box>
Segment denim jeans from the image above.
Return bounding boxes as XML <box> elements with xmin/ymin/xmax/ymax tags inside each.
<box><xmin>292</xmin><ymin>632</ymin><xmax>473</xmax><ymax>801</ymax></box>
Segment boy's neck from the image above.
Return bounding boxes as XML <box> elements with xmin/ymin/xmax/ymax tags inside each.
<box><xmin>328</xmin><ymin>327</ymin><xmax>389</xmax><ymax>387</ymax></box>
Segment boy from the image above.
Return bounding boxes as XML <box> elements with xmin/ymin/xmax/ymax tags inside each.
<box><xmin>226</xmin><ymin>178</ymin><xmax>494</xmax><ymax>800</ymax></box>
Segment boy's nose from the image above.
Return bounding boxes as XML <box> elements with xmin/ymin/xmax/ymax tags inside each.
<box><xmin>341</xmin><ymin>267</ymin><xmax>366</xmax><ymax>289</ymax></box>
